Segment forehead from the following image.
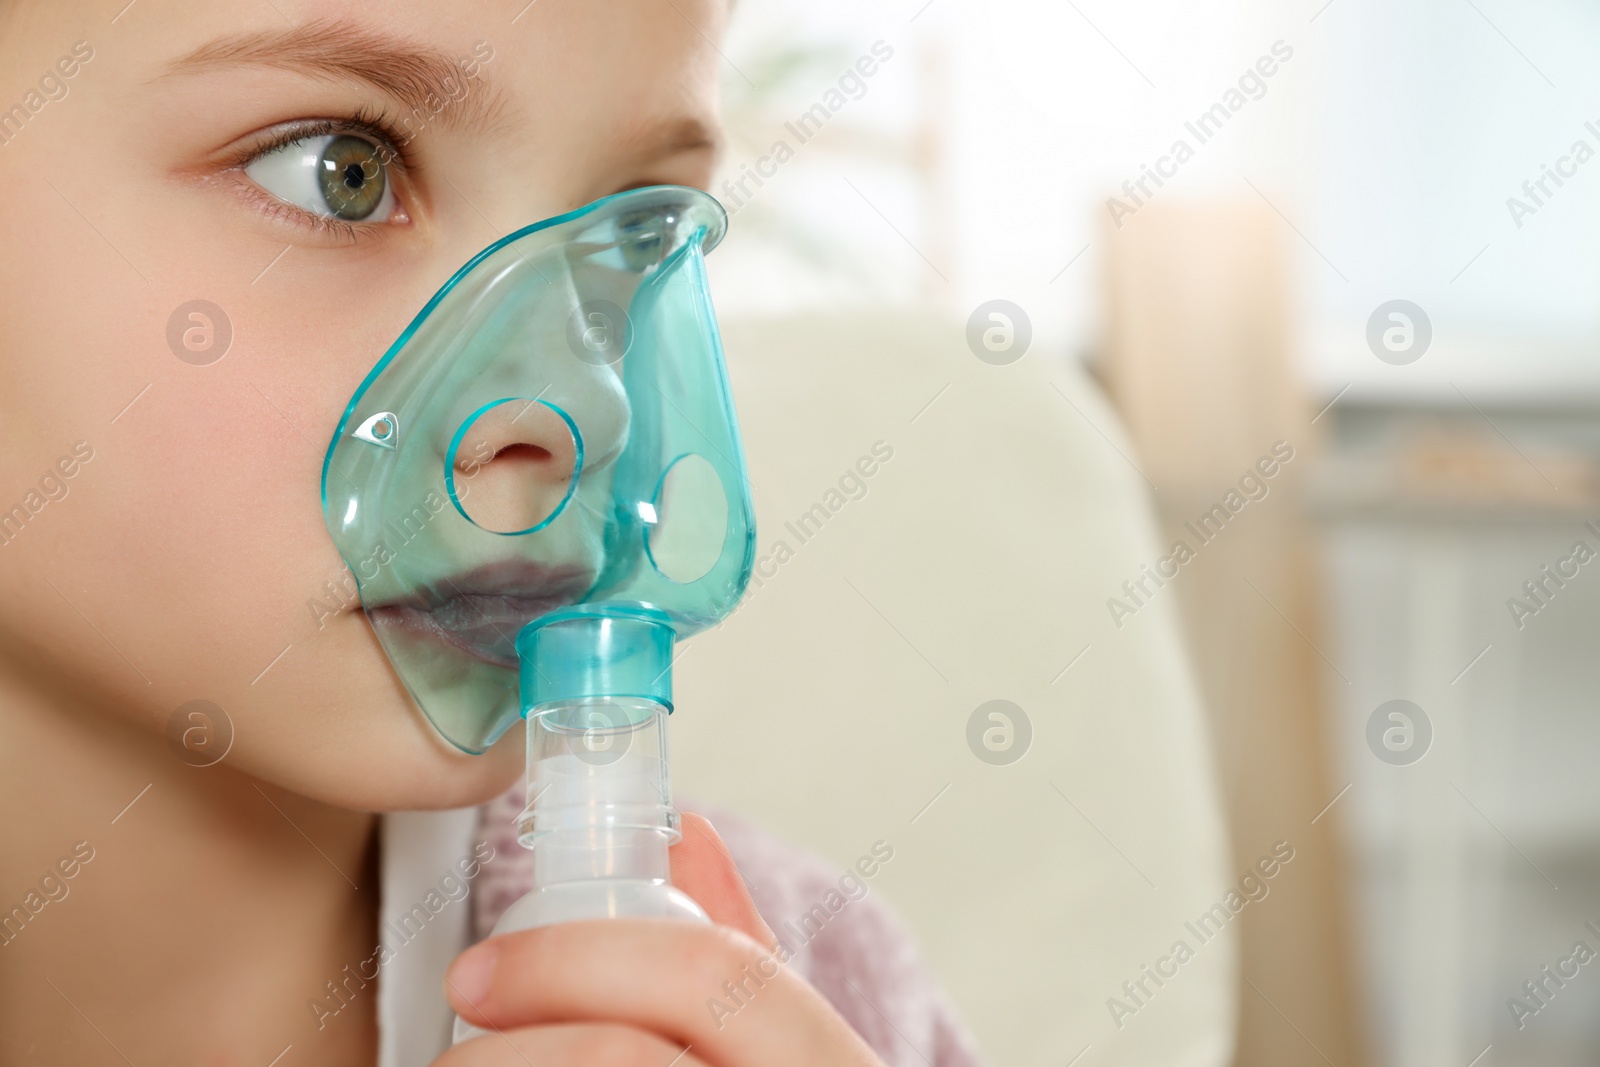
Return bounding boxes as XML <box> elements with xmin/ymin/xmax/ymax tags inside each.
<box><xmin>151</xmin><ymin>0</ymin><xmax>725</xmax><ymax>155</ymax></box>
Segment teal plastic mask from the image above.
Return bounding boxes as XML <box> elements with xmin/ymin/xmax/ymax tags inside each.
<box><xmin>321</xmin><ymin>186</ymin><xmax>755</xmax><ymax>754</ymax></box>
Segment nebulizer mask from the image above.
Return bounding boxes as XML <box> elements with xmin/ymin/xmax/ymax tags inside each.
<box><xmin>320</xmin><ymin>186</ymin><xmax>754</xmax><ymax>1037</ymax></box>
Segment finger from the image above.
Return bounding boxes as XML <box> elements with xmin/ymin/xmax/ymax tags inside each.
<box><xmin>670</xmin><ymin>812</ymin><xmax>777</xmax><ymax>951</ymax></box>
<box><xmin>434</xmin><ymin>1021</ymin><xmax>711</xmax><ymax>1067</ymax></box>
<box><xmin>445</xmin><ymin>919</ymin><xmax>878</xmax><ymax>1067</ymax></box>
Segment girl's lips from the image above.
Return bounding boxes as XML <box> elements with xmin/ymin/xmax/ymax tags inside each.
<box><xmin>368</xmin><ymin>561</ymin><xmax>594</xmax><ymax>669</ymax></box>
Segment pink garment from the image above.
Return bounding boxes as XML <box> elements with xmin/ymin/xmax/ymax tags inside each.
<box><xmin>473</xmin><ymin>787</ymin><xmax>986</xmax><ymax>1067</ymax></box>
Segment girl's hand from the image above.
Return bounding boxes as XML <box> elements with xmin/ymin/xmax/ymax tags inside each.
<box><xmin>434</xmin><ymin>814</ymin><xmax>888</xmax><ymax>1067</ymax></box>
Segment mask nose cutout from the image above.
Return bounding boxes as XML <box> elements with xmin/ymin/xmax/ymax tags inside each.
<box><xmin>445</xmin><ymin>397</ymin><xmax>584</xmax><ymax>536</ymax></box>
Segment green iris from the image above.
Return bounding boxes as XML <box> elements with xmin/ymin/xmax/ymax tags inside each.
<box><xmin>318</xmin><ymin>135</ymin><xmax>387</xmax><ymax>221</ymax></box>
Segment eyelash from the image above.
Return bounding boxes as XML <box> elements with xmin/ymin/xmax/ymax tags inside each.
<box><xmin>232</xmin><ymin>106</ymin><xmax>416</xmax><ymax>243</ymax></box>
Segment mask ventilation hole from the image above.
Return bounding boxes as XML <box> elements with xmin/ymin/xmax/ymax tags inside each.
<box><xmin>352</xmin><ymin>411</ymin><xmax>400</xmax><ymax>450</ymax></box>
<box><xmin>645</xmin><ymin>453</ymin><xmax>729</xmax><ymax>583</ymax></box>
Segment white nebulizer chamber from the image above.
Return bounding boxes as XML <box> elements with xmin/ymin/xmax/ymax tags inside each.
<box><xmin>452</xmin><ymin>617</ymin><xmax>713</xmax><ymax>1044</ymax></box>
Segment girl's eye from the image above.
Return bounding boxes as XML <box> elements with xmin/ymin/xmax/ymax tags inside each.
<box><xmin>244</xmin><ymin>133</ymin><xmax>396</xmax><ymax>223</ymax></box>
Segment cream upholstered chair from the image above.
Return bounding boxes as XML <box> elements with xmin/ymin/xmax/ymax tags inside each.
<box><xmin>671</xmin><ymin>313</ymin><xmax>1237</xmax><ymax>1067</ymax></box>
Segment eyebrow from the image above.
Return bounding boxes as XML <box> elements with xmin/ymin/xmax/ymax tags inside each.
<box><xmin>162</xmin><ymin>20</ymin><xmax>509</xmax><ymax>134</ymax></box>
<box><xmin>615</xmin><ymin>115</ymin><xmax>722</xmax><ymax>171</ymax></box>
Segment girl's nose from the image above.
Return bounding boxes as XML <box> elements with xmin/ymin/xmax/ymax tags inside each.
<box><xmin>450</xmin><ymin>398</ymin><xmax>582</xmax><ymax>534</ymax></box>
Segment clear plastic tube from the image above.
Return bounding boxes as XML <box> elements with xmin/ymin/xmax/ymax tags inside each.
<box><xmin>452</xmin><ymin>696</ymin><xmax>708</xmax><ymax>1044</ymax></box>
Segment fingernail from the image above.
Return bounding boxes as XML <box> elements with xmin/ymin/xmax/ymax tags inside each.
<box><xmin>447</xmin><ymin>942</ymin><xmax>500</xmax><ymax>1008</ymax></box>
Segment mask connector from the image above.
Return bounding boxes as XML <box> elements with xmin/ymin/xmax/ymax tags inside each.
<box><xmin>514</xmin><ymin>605</ymin><xmax>680</xmax><ymax>855</ymax></box>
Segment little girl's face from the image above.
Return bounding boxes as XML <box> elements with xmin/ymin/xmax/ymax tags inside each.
<box><xmin>0</xmin><ymin>0</ymin><xmax>724</xmax><ymax>806</ymax></box>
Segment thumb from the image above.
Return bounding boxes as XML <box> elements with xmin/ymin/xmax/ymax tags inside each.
<box><xmin>670</xmin><ymin>812</ymin><xmax>778</xmax><ymax>950</ymax></box>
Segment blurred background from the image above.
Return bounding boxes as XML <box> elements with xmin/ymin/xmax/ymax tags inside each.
<box><xmin>685</xmin><ymin>1</ymin><xmax>1600</xmax><ymax>1065</ymax></box>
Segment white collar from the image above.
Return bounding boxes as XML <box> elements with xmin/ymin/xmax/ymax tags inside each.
<box><xmin>376</xmin><ymin>807</ymin><xmax>481</xmax><ymax>1067</ymax></box>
